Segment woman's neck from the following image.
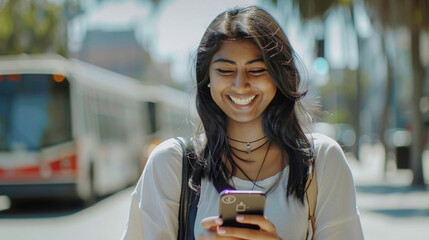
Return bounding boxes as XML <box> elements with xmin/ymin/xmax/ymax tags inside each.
<box><xmin>225</xmin><ymin>117</ymin><xmax>286</xmax><ymax>182</ymax></box>
<box><xmin>226</xmin><ymin>118</ymin><xmax>265</xmax><ymax>142</ymax></box>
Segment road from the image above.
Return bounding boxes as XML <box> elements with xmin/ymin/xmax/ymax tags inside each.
<box><xmin>0</xmin><ymin>188</ymin><xmax>133</xmax><ymax>240</ymax></box>
<box><xmin>349</xmin><ymin>144</ymin><xmax>429</xmax><ymax>240</ymax></box>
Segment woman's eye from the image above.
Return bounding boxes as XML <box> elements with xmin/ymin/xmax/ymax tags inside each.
<box><xmin>249</xmin><ymin>69</ymin><xmax>267</xmax><ymax>75</ymax></box>
<box><xmin>216</xmin><ymin>69</ymin><xmax>234</xmax><ymax>75</ymax></box>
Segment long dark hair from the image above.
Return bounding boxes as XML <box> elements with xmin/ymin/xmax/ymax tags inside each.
<box><xmin>190</xmin><ymin>6</ymin><xmax>315</xmax><ymax>203</ymax></box>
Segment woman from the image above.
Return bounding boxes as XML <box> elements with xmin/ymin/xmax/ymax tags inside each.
<box><xmin>123</xmin><ymin>6</ymin><xmax>363</xmax><ymax>240</ymax></box>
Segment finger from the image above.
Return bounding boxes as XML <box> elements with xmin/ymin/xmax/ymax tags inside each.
<box><xmin>235</xmin><ymin>215</ymin><xmax>276</xmax><ymax>232</ymax></box>
<box><xmin>200</xmin><ymin>216</ymin><xmax>223</xmax><ymax>231</ymax></box>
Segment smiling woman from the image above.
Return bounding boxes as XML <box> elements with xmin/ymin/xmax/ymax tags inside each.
<box><xmin>123</xmin><ymin>6</ymin><xmax>364</xmax><ymax>240</ymax></box>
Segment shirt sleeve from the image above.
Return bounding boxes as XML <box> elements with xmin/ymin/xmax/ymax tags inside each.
<box><xmin>313</xmin><ymin>134</ymin><xmax>364</xmax><ymax>240</ymax></box>
<box><xmin>122</xmin><ymin>138</ymin><xmax>183</xmax><ymax>240</ymax></box>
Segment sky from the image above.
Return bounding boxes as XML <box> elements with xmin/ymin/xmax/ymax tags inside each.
<box><xmin>154</xmin><ymin>0</ymin><xmax>259</xmax><ymax>80</ymax></box>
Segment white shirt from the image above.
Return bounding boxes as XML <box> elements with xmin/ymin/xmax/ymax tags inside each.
<box><xmin>122</xmin><ymin>133</ymin><xmax>364</xmax><ymax>240</ymax></box>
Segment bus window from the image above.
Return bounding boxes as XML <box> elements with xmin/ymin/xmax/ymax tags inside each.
<box><xmin>0</xmin><ymin>74</ymin><xmax>72</xmax><ymax>152</ymax></box>
<box><xmin>96</xmin><ymin>96</ymin><xmax>127</xmax><ymax>142</ymax></box>
<box><xmin>0</xmin><ymin>96</ymin><xmax>8</xmax><ymax>150</ymax></box>
<box><xmin>146</xmin><ymin>101</ymin><xmax>157</xmax><ymax>134</ymax></box>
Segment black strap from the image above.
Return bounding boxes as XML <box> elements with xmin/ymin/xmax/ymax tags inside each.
<box><xmin>176</xmin><ymin>137</ymin><xmax>198</xmax><ymax>240</ymax></box>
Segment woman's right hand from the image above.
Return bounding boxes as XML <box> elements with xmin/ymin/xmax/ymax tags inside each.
<box><xmin>199</xmin><ymin>215</ymin><xmax>281</xmax><ymax>240</ymax></box>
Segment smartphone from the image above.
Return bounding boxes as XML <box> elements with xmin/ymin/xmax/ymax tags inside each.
<box><xmin>218</xmin><ymin>190</ymin><xmax>266</xmax><ymax>230</ymax></box>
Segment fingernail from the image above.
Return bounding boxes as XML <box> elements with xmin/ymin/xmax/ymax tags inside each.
<box><xmin>217</xmin><ymin>227</ymin><xmax>226</xmax><ymax>234</ymax></box>
<box><xmin>215</xmin><ymin>218</ymin><xmax>222</xmax><ymax>224</ymax></box>
<box><xmin>236</xmin><ymin>215</ymin><xmax>244</xmax><ymax>221</ymax></box>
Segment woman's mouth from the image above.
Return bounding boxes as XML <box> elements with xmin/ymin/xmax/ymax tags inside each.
<box><xmin>229</xmin><ymin>95</ymin><xmax>257</xmax><ymax>105</ymax></box>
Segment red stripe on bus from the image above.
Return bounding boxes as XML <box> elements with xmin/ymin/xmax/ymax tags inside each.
<box><xmin>0</xmin><ymin>154</ymin><xmax>78</xmax><ymax>181</ymax></box>
<box><xmin>15</xmin><ymin>166</ymin><xmax>40</xmax><ymax>174</ymax></box>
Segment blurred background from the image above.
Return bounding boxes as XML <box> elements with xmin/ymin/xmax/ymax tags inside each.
<box><xmin>0</xmin><ymin>0</ymin><xmax>428</xmax><ymax>239</ymax></box>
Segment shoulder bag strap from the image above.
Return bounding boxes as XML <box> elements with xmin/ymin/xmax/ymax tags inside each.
<box><xmin>305</xmin><ymin>165</ymin><xmax>318</xmax><ymax>240</ymax></box>
<box><xmin>175</xmin><ymin>137</ymin><xmax>198</xmax><ymax>240</ymax></box>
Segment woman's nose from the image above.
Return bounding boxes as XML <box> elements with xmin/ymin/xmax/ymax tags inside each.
<box><xmin>232</xmin><ymin>72</ymin><xmax>249</xmax><ymax>91</ymax></box>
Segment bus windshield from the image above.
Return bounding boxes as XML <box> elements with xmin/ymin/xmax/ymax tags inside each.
<box><xmin>0</xmin><ymin>74</ymin><xmax>71</xmax><ymax>152</ymax></box>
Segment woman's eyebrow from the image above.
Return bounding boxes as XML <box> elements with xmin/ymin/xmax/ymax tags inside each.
<box><xmin>212</xmin><ymin>57</ymin><xmax>264</xmax><ymax>65</ymax></box>
<box><xmin>246</xmin><ymin>58</ymin><xmax>264</xmax><ymax>64</ymax></box>
<box><xmin>212</xmin><ymin>58</ymin><xmax>235</xmax><ymax>64</ymax></box>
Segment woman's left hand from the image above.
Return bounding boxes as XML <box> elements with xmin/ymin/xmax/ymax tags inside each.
<box><xmin>200</xmin><ymin>214</ymin><xmax>280</xmax><ymax>240</ymax></box>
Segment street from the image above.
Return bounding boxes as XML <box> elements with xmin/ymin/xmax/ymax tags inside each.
<box><xmin>0</xmin><ymin>188</ymin><xmax>132</xmax><ymax>240</ymax></box>
<box><xmin>0</xmin><ymin>143</ymin><xmax>428</xmax><ymax>240</ymax></box>
<box><xmin>350</xmin><ymin>144</ymin><xmax>429</xmax><ymax>240</ymax></box>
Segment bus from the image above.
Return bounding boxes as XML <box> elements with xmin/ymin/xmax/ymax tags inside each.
<box><xmin>0</xmin><ymin>54</ymin><xmax>197</xmax><ymax>205</ymax></box>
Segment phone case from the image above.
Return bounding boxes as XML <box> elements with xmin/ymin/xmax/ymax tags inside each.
<box><xmin>218</xmin><ymin>190</ymin><xmax>266</xmax><ymax>229</ymax></box>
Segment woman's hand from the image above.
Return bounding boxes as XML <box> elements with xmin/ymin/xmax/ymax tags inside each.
<box><xmin>199</xmin><ymin>215</ymin><xmax>280</xmax><ymax>240</ymax></box>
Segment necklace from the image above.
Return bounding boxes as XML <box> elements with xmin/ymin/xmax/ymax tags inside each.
<box><xmin>251</xmin><ymin>141</ymin><xmax>271</xmax><ymax>190</ymax></box>
<box><xmin>227</xmin><ymin>135</ymin><xmax>266</xmax><ymax>149</ymax></box>
<box><xmin>229</xmin><ymin>139</ymin><xmax>269</xmax><ymax>154</ymax></box>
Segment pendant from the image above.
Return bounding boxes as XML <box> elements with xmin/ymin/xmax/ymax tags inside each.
<box><xmin>246</xmin><ymin>143</ymin><xmax>251</xmax><ymax>149</ymax></box>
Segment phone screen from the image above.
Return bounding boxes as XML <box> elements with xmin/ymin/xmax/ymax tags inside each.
<box><xmin>218</xmin><ymin>190</ymin><xmax>266</xmax><ymax>230</ymax></box>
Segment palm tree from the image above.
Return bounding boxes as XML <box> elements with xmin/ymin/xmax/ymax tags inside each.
<box><xmin>365</xmin><ymin>0</ymin><xmax>428</xmax><ymax>186</ymax></box>
<box><xmin>287</xmin><ymin>0</ymin><xmax>428</xmax><ymax>186</ymax></box>
<box><xmin>290</xmin><ymin>0</ymin><xmax>363</xmax><ymax>161</ymax></box>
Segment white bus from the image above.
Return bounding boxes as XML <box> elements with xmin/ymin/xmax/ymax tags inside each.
<box><xmin>0</xmin><ymin>54</ymin><xmax>196</xmax><ymax>205</ymax></box>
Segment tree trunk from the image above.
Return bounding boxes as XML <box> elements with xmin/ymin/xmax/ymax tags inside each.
<box><xmin>380</xmin><ymin>34</ymin><xmax>393</xmax><ymax>176</ymax></box>
<box><xmin>350</xmin><ymin>5</ymin><xmax>361</xmax><ymax>161</ymax></box>
<box><xmin>410</xmin><ymin>28</ymin><xmax>425</xmax><ymax>186</ymax></box>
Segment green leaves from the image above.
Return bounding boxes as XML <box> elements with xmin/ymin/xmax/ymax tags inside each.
<box><xmin>0</xmin><ymin>0</ymin><xmax>67</xmax><ymax>56</ymax></box>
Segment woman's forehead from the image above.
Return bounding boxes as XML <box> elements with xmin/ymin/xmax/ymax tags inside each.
<box><xmin>211</xmin><ymin>39</ymin><xmax>263</xmax><ymax>64</ymax></box>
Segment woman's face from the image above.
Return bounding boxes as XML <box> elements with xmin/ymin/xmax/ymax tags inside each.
<box><xmin>209</xmin><ymin>39</ymin><xmax>277</xmax><ymax>125</ymax></box>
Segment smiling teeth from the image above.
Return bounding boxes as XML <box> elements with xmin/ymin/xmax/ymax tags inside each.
<box><xmin>230</xmin><ymin>96</ymin><xmax>256</xmax><ymax>105</ymax></box>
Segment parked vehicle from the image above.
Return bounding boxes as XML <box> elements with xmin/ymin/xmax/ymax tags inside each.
<box><xmin>0</xmin><ymin>54</ymin><xmax>196</xmax><ymax>204</ymax></box>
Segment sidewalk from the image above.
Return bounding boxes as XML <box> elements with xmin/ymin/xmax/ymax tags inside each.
<box><xmin>347</xmin><ymin>144</ymin><xmax>429</xmax><ymax>240</ymax></box>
